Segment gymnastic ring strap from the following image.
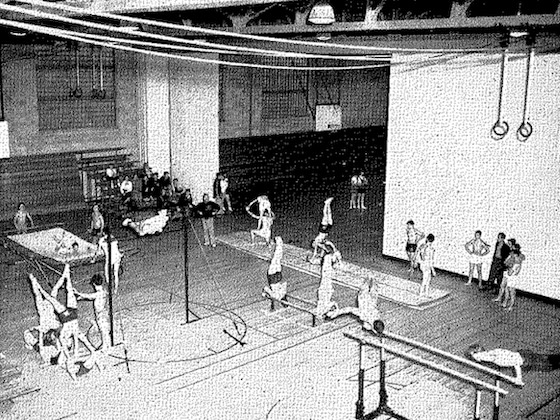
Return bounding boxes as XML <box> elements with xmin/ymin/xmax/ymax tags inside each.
<box><xmin>517</xmin><ymin>122</ymin><xmax>533</xmax><ymax>142</ymax></box>
<box><xmin>491</xmin><ymin>121</ymin><xmax>509</xmax><ymax>140</ymax></box>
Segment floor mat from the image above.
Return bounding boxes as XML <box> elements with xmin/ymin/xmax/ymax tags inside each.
<box><xmin>217</xmin><ymin>231</ymin><xmax>451</xmax><ymax>310</ymax></box>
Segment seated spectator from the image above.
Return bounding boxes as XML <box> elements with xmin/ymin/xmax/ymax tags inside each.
<box><xmin>119</xmin><ymin>175</ymin><xmax>133</xmax><ymax>209</ymax></box>
<box><xmin>159</xmin><ymin>171</ymin><xmax>174</xmax><ymax>208</ymax></box>
<box><xmin>131</xmin><ymin>172</ymin><xmax>143</xmax><ymax>208</ymax></box>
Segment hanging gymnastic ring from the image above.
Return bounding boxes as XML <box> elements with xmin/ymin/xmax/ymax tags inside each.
<box><xmin>491</xmin><ymin>121</ymin><xmax>509</xmax><ymax>139</ymax></box>
<box><xmin>73</xmin><ymin>87</ymin><xmax>83</xmax><ymax>98</ymax></box>
<box><xmin>99</xmin><ymin>89</ymin><xmax>106</xmax><ymax>100</ymax></box>
<box><xmin>517</xmin><ymin>122</ymin><xmax>533</xmax><ymax>142</ymax></box>
<box><xmin>91</xmin><ymin>88</ymin><xmax>98</xmax><ymax>99</ymax></box>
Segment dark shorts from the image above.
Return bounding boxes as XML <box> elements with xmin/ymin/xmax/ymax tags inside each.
<box><xmin>406</xmin><ymin>243</ymin><xmax>417</xmax><ymax>253</ymax></box>
<box><xmin>319</xmin><ymin>224</ymin><xmax>332</xmax><ymax>234</ymax></box>
<box><xmin>357</xmin><ymin>188</ymin><xmax>366</xmax><ymax>194</ymax></box>
<box><xmin>267</xmin><ymin>271</ymin><xmax>283</xmax><ymax>285</ymax></box>
<box><xmin>58</xmin><ymin>308</ymin><xmax>78</xmax><ymax>324</ymax></box>
<box><xmin>91</xmin><ymin>227</ymin><xmax>102</xmax><ymax>237</ymax></box>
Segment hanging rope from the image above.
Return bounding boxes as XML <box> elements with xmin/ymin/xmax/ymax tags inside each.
<box><xmin>517</xmin><ymin>47</ymin><xmax>534</xmax><ymax>142</ymax></box>
<box><xmin>0</xmin><ymin>18</ymin><xmax>394</xmax><ymax>72</ymax></box>
<box><xmin>491</xmin><ymin>49</ymin><xmax>509</xmax><ymax>140</ymax></box>
<box><xmin>15</xmin><ymin>0</ymin><xmax>503</xmax><ymax>54</ymax></box>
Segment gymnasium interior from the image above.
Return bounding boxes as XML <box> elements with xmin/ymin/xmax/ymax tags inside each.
<box><xmin>0</xmin><ymin>1</ymin><xmax>559</xmax><ymax>419</ymax></box>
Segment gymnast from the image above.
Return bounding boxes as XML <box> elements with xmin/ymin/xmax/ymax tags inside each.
<box><xmin>248</xmin><ymin>207</ymin><xmax>274</xmax><ymax>245</ymax></box>
<box><xmin>75</xmin><ymin>273</ymin><xmax>111</xmax><ymax>351</ymax></box>
<box><xmin>262</xmin><ymin>236</ymin><xmax>287</xmax><ymax>302</ymax></box>
<box><xmin>310</xmin><ymin>197</ymin><xmax>334</xmax><ymax>263</ymax></box>
<box><xmin>246</xmin><ymin>195</ymin><xmax>272</xmax><ymax>219</ymax></box>
<box><xmin>30</xmin><ymin>267</ymin><xmax>97</xmax><ymax>358</ymax></box>
<box><xmin>27</xmin><ymin>267</ymin><xmax>65</xmax><ymax>348</ymax></box>
<box><xmin>466</xmin><ymin>344</ymin><xmax>560</xmax><ymax>386</ymax></box>
<box><xmin>122</xmin><ymin>209</ymin><xmax>169</xmax><ymax>237</ymax></box>
<box><xmin>25</xmin><ymin>271</ymin><xmax>65</xmax><ymax>365</ymax></box>
<box><xmin>315</xmin><ymin>240</ymin><xmax>342</xmax><ymax>319</ymax></box>
<box><xmin>24</xmin><ymin>327</ymin><xmax>63</xmax><ymax>367</ymax></box>
<box><xmin>92</xmin><ymin>227</ymin><xmax>123</xmax><ymax>293</ymax></box>
<box><xmin>13</xmin><ymin>202</ymin><xmax>34</xmax><ymax>234</ymax></box>
<box><xmin>326</xmin><ymin>275</ymin><xmax>380</xmax><ymax>331</ymax></box>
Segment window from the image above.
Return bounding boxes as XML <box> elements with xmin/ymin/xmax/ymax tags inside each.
<box><xmin>35</xmin><ymin>42</ymin><xmax>116</xmax><ymax>131</ymax></box>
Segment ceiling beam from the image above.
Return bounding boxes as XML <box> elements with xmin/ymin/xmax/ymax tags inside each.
<box><xmin>237</xmin><ymin>14</ymin><xmax>560</xmax><ymax>36</ymax></box>
<box><xmin>86</xmin><ymin>0</ymin><xmax>300</xmax><ymax>14</ymax></box>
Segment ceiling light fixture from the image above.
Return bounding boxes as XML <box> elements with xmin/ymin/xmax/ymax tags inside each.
<box><xmin>308</xmin><ymin>1</ymin><xmax>336</xmax><ymax>25</ymax></box>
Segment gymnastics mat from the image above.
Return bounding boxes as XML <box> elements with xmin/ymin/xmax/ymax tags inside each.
<box><xmin>7</xmin><ymin>227</ymin><xmax>97</xmax><ymax>265</ymax></box>
<box><xmin>217</xmin><ymin>231</ymin><xmax>451</xmax><ymax>310</ymax></box>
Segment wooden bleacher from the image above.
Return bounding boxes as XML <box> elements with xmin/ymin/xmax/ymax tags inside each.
<box><xmin>76</xmin><ymin>147</ymin><xmax>138</xmax><ymax>203</ymax></box>
<box><xmin>0</xmin><ymin>148</ymin><xmax>138</xmax><ymax>221</ymax></box>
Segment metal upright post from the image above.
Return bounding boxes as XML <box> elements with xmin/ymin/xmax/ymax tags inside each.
<box><xmin>106</xmin><ymin>215</ymin><xmax>115</xmax><ymax>346</ymax></box>
<box><xmin>473</xmin><ymin>389</ymin><xmax>482</xmax><ymax>420</ymax></box>
<box><xmin>493</xmin><ymin>379</ymin><xmax>501</xmax><ymax>420</ymax></box>
<box><xmin>183</xmin><ymin>208</ymin><xmax>190</xmax><ymax>324</ymax></box>
<box><xmin>356</xmin><ymin>342</ymin><xmax>365</xmax><ymax>419</ymax></box>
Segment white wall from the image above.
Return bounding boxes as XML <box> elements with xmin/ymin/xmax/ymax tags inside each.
<box><xmin>169</xmin><ymin>56</ymin><xmax>219</xmax><ymax>203</ymax></box>
<box><xmin>143</xmin><ymin>55</ymin><xmax>171</xmax><ymax>175</ymax></box>
<box><xmin>383</xmin><ymin>52</ymin><xmax>560</xmax><ymax>300</ymax></box>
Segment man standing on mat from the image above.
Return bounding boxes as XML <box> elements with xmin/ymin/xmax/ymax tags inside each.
<box><xmin>418</xmin><ymin>234</ymin><xmax>436</xmax><ymax>297</ymax></box>
<box><xmin>486</xmin><ymin>232</ymin><xmax>510</xmax><ymax>292</ymax></box>
<box><xmin>405</xmin><ymin>220</ymin><xmax>424</xmax><ymax>273</ymax></box>
<box><xmin>195</xmin><ymin>193</ymin><xmax>221</xmax><ymax>247</ymax></box>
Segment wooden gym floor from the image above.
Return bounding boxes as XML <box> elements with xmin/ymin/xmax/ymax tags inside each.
<box><xmin>0</xmin><ymin>177</ymin><xmax>559</xmax><ymax>419</ymax></box>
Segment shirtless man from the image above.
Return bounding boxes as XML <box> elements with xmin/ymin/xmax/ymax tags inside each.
<box><xmin>249</xmin><ymin>209</ymin><xmax>274</xmax><ymax>245</ymax></box>
<box><xmin>262</xmin><ymin>237</ymin><xmax>287</xmax><ymax>302</ymax></box>
<box><xmin>27</xmin><ymin>269</ymin><xmax>64</xmax><ymax>347</ymax></box>
<box><xmin>467</xmin><ymin>344</ymin><xmax>525</xmax><ymax>385</ymax></box>
<box><xmin>326</xmin><ymin>275</ymin><xmax>380</xmax><ymax>331</ymax></box>
<box><xmin>310</xmin><ymin>198</ymin><xmax>334</xmax><ymax>262</ymax></box>
<box><xmin>465</xmin><ymin>230</ymin><xmax>490</xmax><ymax>286</ymax></box>
<box><xmin>315</xmin><ymin>241</ymin><xmax>342</xmax><ymax>318</ymax></box>
<box><xmin>406</xmin><ymin>220</ymin><xmax>425</xmax><ymax>273</ymax></box>
<box><xmin>123</xmin><ymin>209</ymin><xmax>169</xmax><ymax>237</ymax></box>
<box><xmin>31</xmin><ymin>266</ymin><xmax>97</xmax><ymax>357</ymax></box>
<box><xmin>418</xmin><ymin>234</ymin><xmax>436</xmax><ymax>297</ymax></box>
<box><xmin>76</xmin><ymin>273</ymin><xmax>111</xmax><ymax>351</ymax></box>
<box><xmin>246</xmin><ymin>195</ymin><xmax>272</xmax><ymax>220</ymax></box>
<box><xmin>92</xmin><ymin>227</ymin><xmax>123</xmax><ymax>293</ymax></box>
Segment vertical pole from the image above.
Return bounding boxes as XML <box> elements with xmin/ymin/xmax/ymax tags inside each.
<box><xmin>493</xmin><ymin>379</ymin><xmax>500</xmax><ymax>420</ymax></box>
<box><xmin>378</xmin><ymin>336</ymin><xmax>388</xmax><ymax>409</ymax></box>
<box><xmin>355</xmin><ymin>343</ymin><xmax>365</xmax><ymax>419</ymax></box>
<box><xmin>473</xmin><ymin>389</ymin><xmax>482</xmax><ymax>420</ymax></box>
<box><xmin>107</xmin><ymin>215</ymin><xmax>115</xmax><ymax>346</ymax></box>
<box><xmin>0</xmin><ymin>45</ymin><xmax>5</xmax><ymax>121</ymax></box>
<box><xmin>183</xmin><ymin>208</ymin><xmax>190</xmax><ymax>323</ymax></box>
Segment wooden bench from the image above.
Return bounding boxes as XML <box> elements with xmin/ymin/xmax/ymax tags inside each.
<box><xmin>264</xmin><ymin>292</ymin><xmax>317</xmax><ymax>327</ymax></box>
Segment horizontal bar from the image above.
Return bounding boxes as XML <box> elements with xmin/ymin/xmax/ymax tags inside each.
<box><xmin>383</xmin><ymin>331</ymin><xmax>522</xmax><ymax>387</ymax></box>
<box><xmin>344</xmin><ymin>332</ymin><xmax>508</xmax><ymax>395</ymax></box>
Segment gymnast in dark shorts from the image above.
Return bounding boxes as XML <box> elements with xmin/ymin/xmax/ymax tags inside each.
<box><xmin>405</xmin><ymin>220</ymin><xmax>424</xmax><ymax>272</ymax></box>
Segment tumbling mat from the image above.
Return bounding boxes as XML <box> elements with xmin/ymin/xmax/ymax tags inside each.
<box><xmin>217</xmin><ymin>231</ymin><xmax>451</xmax><ymax>310</ymax></box>
<box><xmin>7</xmin><ymin>227</ymin><xmax>98</xmax><ymax>265</ymax></box>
